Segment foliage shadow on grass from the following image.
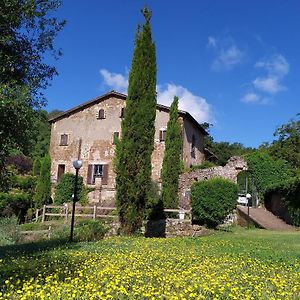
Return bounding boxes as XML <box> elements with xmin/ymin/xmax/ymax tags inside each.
<box><xmin>0</xmin><ymin>238</ymin><xmax>84</xmax><ymax>288</ymax></box>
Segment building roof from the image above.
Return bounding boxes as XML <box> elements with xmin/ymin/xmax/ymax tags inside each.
<box><xmin>49</xmin><ymin>90</ymin><xmax>208</xmax><ymax>135</ymax></box>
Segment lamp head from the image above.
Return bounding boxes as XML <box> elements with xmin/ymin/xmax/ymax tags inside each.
<box><xmin>246</xmin><ymin>193</ymin><xmax>252</xmax><ymax>200</ymax></box>
<box><xmin>73</xmin><ymin>160</ymin><xmax>82</xmax><ymax>170</ymax></box>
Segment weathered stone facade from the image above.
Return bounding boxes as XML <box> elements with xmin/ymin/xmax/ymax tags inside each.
<box><xmin>179</xmin><ymin>156</ymin><xmax>248</xmax><ymax>209</ymax></box>
<box><xmin>49</xmin><ymin>91</ymin><xmax>208</xmax><ymax>205</ymax></box>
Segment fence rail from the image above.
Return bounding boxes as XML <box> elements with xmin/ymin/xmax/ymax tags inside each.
<box><xmin>34</xmin><ymin>205</ymin><xmax>191</xmax><ymax>223</ymax></box>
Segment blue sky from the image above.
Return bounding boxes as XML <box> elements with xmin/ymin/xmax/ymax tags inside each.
<box><xmin>45</xmin><ymin>0</ymin><xmax>300</xmax><ymax>148</ymax></box>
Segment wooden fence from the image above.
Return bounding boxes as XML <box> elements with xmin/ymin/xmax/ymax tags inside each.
<box><xmin>34</xmin><ymin>205</ymin><xmax>191</xmax><ymax>223</ymax></box>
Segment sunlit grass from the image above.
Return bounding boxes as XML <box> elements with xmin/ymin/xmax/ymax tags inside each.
<box><xmin>0</xmin><ymin>228</ymin><xmax>299</xmax><ymax>299</ymax></box>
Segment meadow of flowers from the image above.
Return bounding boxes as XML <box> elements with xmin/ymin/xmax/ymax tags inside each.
<box><xmin>0</xmin><ymin>229</ymin><xmax>300</xmax><ymax>299</ymax></box>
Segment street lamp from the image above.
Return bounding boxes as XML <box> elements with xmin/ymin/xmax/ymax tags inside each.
<box><xmin>69</xmin><ymin>159</ymin><xmax>82</xmax><ymax>242</ymax></box>
<box><xmin>246</xmin><ymin>193</ymin><xmax>252</xmax><ymax>229</ymax></box>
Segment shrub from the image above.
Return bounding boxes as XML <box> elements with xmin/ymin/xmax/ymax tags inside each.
<box><xmin>51</xmin><ymin>224</ymin><xmax>70</xmax><ymax>241</ymax></box>
<box><xmin>54</xmin><ymin>173</ymin><xmax>87</xmax><ymax>205</ymax></box>
<box><xmin>245</xmin><ymin>152</ymin><xmax>292</xmax><ymax>197</ymax></box>
<box><xmin>191</xmin><ymin>178</ymin><xmax>238</xmax><ymax>228</ymax></box>
<box><xmin>0</xmin><ymin>192</ymin><xmax>31</xmax><ymax>222</ymax></box>
<box><xmin>0</xmin><ymin>216</ymin><xmax>21</xmax><ymax>246</ymax></box>
<box><xmin>32</xmin><ymin>158</ymin><xmax>41</xmax><ymax>176</ymax></box>
<box><xmin>265</xmin><ymin>177</ymin><xmax>300</xmax><ymax>226</ymax></box>
<box><xmin>11</xmin><ymin>175</ymin><xmax>36</xmax><ymax>191</ymax></box>
<box><xmin>6</xmin><ymin>154</ymin><xmax>32</xmax><ymax>175</ymax></box>
<box><xmin>75</xmin><ymin>219</ymin><xmax>108</xmax><ymax>242</ymax></box>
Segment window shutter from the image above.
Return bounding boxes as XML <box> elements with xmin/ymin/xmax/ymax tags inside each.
<box><xmin>102</xmin><ymin>164</ymin><xmax>109</xmax><ymax>185</ymax></box>
<box><xmin>159</xmin><ymin>130</ymin><xmax>162</xmax><ymax>141</ymax></box>
<box><xmin>87</xmin><ymin>165</ymin><xmax>93</xmax><ymax>184</ymax></box>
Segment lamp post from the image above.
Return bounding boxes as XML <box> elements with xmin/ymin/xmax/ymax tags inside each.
<box><xmin>246</xmin><ymin>193</ymin><xmax>252</xmax><ymax>229</ymax></box>
<box><xmin>69</xmin><ymin>159</ymin><xmax>82</xmax><ymax>242</ymax></box>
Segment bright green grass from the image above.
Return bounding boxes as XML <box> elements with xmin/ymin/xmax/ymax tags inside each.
<box><xmin>0</xmin><ymin>228</ymin><xmax>299</xmax><ymax>299</ymax></box>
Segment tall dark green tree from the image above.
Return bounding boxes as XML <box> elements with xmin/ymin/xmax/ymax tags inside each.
<box><xmin>161</xmin><ymin>96</ymin><xmax>182</xmax><ymax>208</ymax></box>
<box><xmin>33</xmin><ymin>155</ymin><xmax>51</xmax><ymax>208</ymax></box>
<box><xmin>115</xmin><ymin>8</ymin><xmax>157</xmax><ymax>234</ymax></box>
<box><xmin>0</xmin><ymin>0</ymin><xmax>64</xmax><ymax>190</ymax></box>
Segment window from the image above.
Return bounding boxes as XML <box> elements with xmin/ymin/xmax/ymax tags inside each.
<box><xmin>87</xmin><ymin>164</ymin><xmax>109</xmax><ymax>185</ymax></box>
<box><xmin>97</xmin><ymin>109</ymin><xmax>105</xmax><ymax>119</ymax></box>
<box><xmin>191</xmin><ymin>134</ymin><xmax>196</xmax><ymax>158</ymax></box>
<box><xmin>159</xmin><ymin>129</ymin><xmax>167</xmax><ymax>142</ymax></box>
<box><xmin>120</xmin><ymin>107</ymin><xmax>125</xmax><ymax>118</ymax></box>
<box><xmin>60</xmin><ymin>134</ymin><xmax>68</xmax><ymax>146</ymax></box>
<box><xmin>113</xmin><ymin>132</ymin><xmax>119</xmax><ymax>144</ymax></box>
<box><xmin>57</xmin><ymin>164</ymin><xmax>65</xmax><ymax>182</ymax></box>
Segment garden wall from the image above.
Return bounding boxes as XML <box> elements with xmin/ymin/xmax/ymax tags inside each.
<box><xmin>179</xmin><ymin>156</ymin><xmax>247</xmax><ymax>209</ymax></box>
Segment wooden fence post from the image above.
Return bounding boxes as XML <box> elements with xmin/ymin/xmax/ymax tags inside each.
<box><xmin>42</xmin><ymin>205</ymin><xmax>46</xmax><ymax>223</ymax></box>
<box><xmin>93</xmin><ymin>205</ymin><xmax>96</xmax><ymax>219</ymax></box>
<box><xmin>35</xmin><ymin>209</ymin><xmax>39</xmax><ymax>223</ymax></box>
<box><xmin>65</xmin><ymin>204</ymin><xmax>69</xmax><ymax>224</ymax></box>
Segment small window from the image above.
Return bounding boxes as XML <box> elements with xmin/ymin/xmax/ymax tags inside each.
<box><xmin>120</xmin><ymin>107</ymin><xmax>125</xmax><ymax>118</ymax></box>
<box><xmin>159</xmin><ymin>130</ymin><xmax>167</xmax><ymax>142</ymax></box>
<box><xmin>113</xmin><ymin>132</ymin><xmax>120</xmax><ymax>144</ymax></box>
<box><xmin>60</xmin><ymin>134</ymin><xmax>68</xmax><ymax>146</ymax></box>
<box><xmin>97</xmin><ymin>109</ymin><xmax>105</xmax><ymax>119</ymax></box>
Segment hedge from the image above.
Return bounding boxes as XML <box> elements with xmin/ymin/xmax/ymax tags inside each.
<box><xmin>191</xmin><ymin>178</ymin><xmax>238</xmax><ymax>228</ymax></box>
<box><xmin>54</xmin><ymin>173</ymin><xmax>87</xmax><ymax>205</ymax></box>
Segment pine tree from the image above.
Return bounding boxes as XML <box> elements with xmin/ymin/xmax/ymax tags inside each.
<box><xmin>33</xmin><ymin>155</ymin><xmax>51</xmax><ymax>208</ymax></box>
<box><xmin>115</xmin><ymin>7</ymin><xmax>157</xmax><ymax>234</ymax></box>
<box><xmin>161</xmin><ymin>96</ymin><xmax>182</xmax><ymax>208</ymax></box>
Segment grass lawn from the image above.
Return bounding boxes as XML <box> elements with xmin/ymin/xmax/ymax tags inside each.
<box><xmin>0</xmin><ymin>227</ymin><xmax>299</xmax><ymax>299</ymax></box>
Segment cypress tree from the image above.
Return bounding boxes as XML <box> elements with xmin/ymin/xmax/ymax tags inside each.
<box><xmin>161</xmin><ymin>96</ymin><xmax>182</xmax><ymax>208</ymax></box>
<box><xmin>33</xmin><ymin>154</ymin><xmax>51</xmax><ymax>208</ymax></box>
<box><xmin>115</xmin><ymin>7</ymin><xmax>157</xmax><ymax>234</ymax></box>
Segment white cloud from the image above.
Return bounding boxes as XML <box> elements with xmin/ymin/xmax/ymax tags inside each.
<box><xmin>255</xmin><ymin>54</ymin><xmax>289</xmax><ymax>77</ymax></box>
<box><xmin>253</xmin><ymin>77</ymin><xmax>285</xmax><ymax>94</ymax></box>
<box><xmin>241</xmin><ymin>54</ymin><xmax>289</xmax><ymax>105</ymax></box>
<box><xmin>99</xmin><ymin>69</ymin><xmax>213</xmax><ymax>123</ymax></box>
<box><xmin>252</xmin><ymin>54</ymin><xmax>289</xmax><ymax>94</ymax></box>
<box><xmin>241</xmin><ymin>93</ymin><xmax>260</xmax><ymax>103</ymax></box>
<box><xmin>100</xmin><ymin>69</ymin><xmax>128</xmax><ymax>93</ymax></box>
<box><xmin>157</xmin><ymin>84</ymin><xmax>213</xmax><ymax>123</ymax></box>
<box><xmin>208</xmin><ymin>36</ymin><xmax>245</xmax><ymax>71</ymax></box>
<box><xmin>207</xmin><ymin>36</ymin><xmax>217</xmax><ymax>48</ymax></box>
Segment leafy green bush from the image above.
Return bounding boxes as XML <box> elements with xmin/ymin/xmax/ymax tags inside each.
<box><xmin>245</xmin><ymin>152</ymin><xmax>292</xmax><ymax>197</ymax></box>
<box><xmin>0</xmin><ymin>192</ymin><xmax>31</xmax><ymax>222</ymax></box>
<box><xmin>75</xmin><ymin>219</ymin><xmax>108</xmax><ymax>242</ymax></box>
<box><xmin>265</xmin><ymin>177</ymin><xmax>300</xmax><ymax>226</ymax></box>
<box><xmin>50</xmin><ymin>224</ymin><xmax>70</xmax><ymax>240</ymax></box>
<box><xmin>0</xmin><ymin>217</ymin><xmax>21</xmax><ymax>245</ymax></box>
<box><xmin>32</xmin><ymin>158</ymin><xmax>41</xmax><ymax>176</ymax></box>
<box><xmin>11</xmin><ymin>175</ymin><xmax>36</xmax><ymax>191</ymax></box>
<box><xmin>191</xmin><ymin>178</ymin><xmax>238</xmax><ymax>228</ymax></box>
<box><xmin>54</xmin><ymin>173</ymin><xmax>87</xmax><ymax>205</ymax></box>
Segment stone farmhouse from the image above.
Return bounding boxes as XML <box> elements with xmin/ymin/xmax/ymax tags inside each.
<box><xmin>49</xmin><ymin>90</ymin><xmax>209</xmax><ymax>206</ymax></box>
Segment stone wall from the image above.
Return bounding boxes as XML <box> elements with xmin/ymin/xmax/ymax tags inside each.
<box><xmin>105</xmin><ymin>219</ymin><xmax>210</xmax><ymax>238</ymax></box>
<box><xmin>179</xmin><ymin>156</ymin><xmax>248</xmax><ymax>209</ymax></box>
